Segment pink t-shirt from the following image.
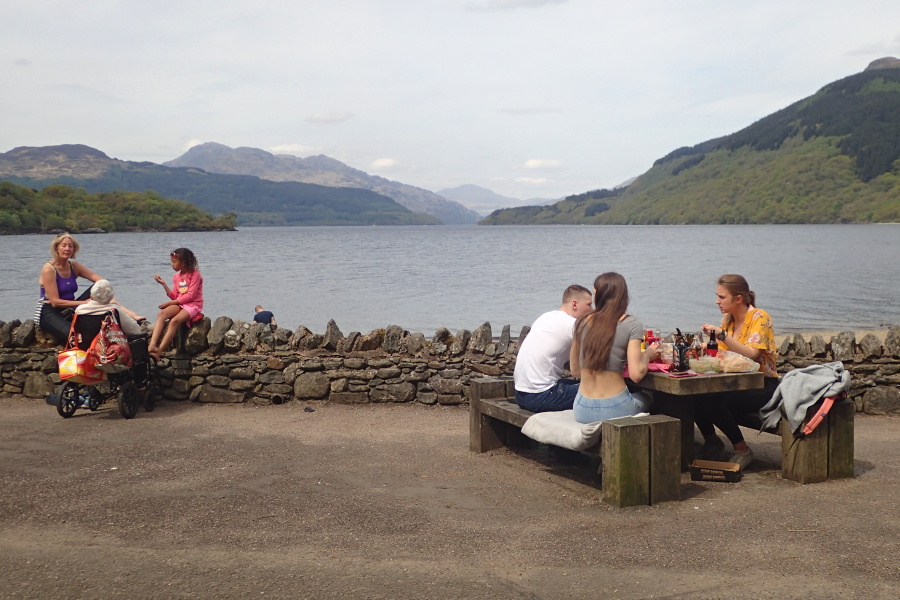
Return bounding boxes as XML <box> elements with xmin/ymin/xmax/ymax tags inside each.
<box><xmin>168</xmin><ymin>270</ymin><xmax>204</xmax><ymax>321</ymax></box>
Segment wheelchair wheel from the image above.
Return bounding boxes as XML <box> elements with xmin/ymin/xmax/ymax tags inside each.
<box><xmin>118</xmin><ymin>381</ymin><xmax>140</xmax><ymax>419</ymax></box>
<box><xmin>87</xmin><ymin>387</ymin><xmax>103</xmax><ymax>411</ymax></box>
<box><xmin>57</xmin><ymin>381</ymin><xmax>80</xmax><ymax>418</ymax></box>
<box><xmin>143</xmin><ymin>385</ymin><xmax>160</xmax><ymax>412</ymax></box>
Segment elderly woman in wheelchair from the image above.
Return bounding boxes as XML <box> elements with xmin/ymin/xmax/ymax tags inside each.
<box><xmin>55</xmin><ymin>280</ymin><xmax>159</xmax><ymax>419</ymax></box>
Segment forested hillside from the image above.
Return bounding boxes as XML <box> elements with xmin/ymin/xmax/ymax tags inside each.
<box><xmin>481</xmin><ymin>64</ymin><xmax>900</xmax><ymax>225</ymax></box>
<box><xmin>0</xmin><ymin>182</ymin><xmax>236</xmax><ymax>233</ymax></box>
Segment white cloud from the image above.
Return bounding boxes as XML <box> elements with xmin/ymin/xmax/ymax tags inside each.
<box><xmin>306</xmin><ymin>112</ymin><xmax>353</xmax><ymax>124</ymax></box>
<box><xmin>516</xmin><ymin>177</ymin><xmax>550</xmax><ymax>184</ymax></box>
<box><xmin>370</xmin><ymin>158</ymin><xmax>400</xmax><ymax>170</ymax></box>
<box><xmin>184</xmin><ymin>139</ymin><xmax>204</xmax><ymax>151</ymax></box>
<box><xmin>523</xmin><ymin>159</ymin><xmax>562</xmax><ymax>170</ymax></box>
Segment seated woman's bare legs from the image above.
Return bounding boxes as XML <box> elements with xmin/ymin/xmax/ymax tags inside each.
<box><xmin>151</xmin><ymin>309</ymin><xmax>191</xmax><ymax>360</ymax></box>
<box><xmin>113</xmin><ymin>300</ymin><xmax>146</xmax><ymax>323</ymax></box>
<box><xmin>148</xmin><ymin>305</ymin><xmax>183</xmax><ymax>358</ymax></box>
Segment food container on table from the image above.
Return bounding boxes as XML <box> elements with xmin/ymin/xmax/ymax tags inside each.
<box><xmin>689</xmin><ymin>356</ymin><xmax>721</xmax><ymax>373</ymax></box>
<box><xmin>657</xmin><ymin>343</ymin><xmax>674</xmax><ymax>365</ymax></box>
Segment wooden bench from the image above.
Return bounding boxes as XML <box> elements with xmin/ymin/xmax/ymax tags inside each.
<box><xmin>468</xmin><ymin>377</ymin><xmax>681</xmax><ymax>508</ymax></box>
<box><xmin>735</xmin><ymin>399</ymin><xmax>854</xmax><ymax>484</ymax></box>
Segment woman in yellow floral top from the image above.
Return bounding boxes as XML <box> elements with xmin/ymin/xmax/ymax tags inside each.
<box><xmin>696</xmin><ymin>274</ymin><xmax>780</xmax><ymax>470</ymax></box>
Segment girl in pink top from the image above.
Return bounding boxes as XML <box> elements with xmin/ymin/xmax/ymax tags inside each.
<box><xmin>149</xmin><ymin>248</ymin><xmax>204</xmax><ymax>360</ymax></box>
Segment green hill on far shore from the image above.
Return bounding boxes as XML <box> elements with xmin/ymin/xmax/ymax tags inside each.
<box><xmin>0</xmin><ymin>181</ymin><xmax>237</xmax><ymax>234</ymax></box>
<box><xmin>481</xmin><ymin>62</ymin><xmax>900</xmax><ymax>225</ymax></box>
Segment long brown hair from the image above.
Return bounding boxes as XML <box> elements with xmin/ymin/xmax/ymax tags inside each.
<box><xmin>574</xmin><ymin>272</ymin><xmax>629</xmax><ymax>371</ymax></box>
<box><xmin>718</xmin><ymin>274</ymin><xmax>755</xmax><ymax>327</ymax></box>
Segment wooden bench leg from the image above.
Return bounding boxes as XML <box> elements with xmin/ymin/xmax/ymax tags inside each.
<box><xmin>782</xmin><ymin>417</ymin><xmax>827</xmax><ymax>484</ymax></box>
<box><xmin>636</xmin><ymin>414</ymin><xmax>681</xmax><ymax>504</ymax></box>
<box><xmin>782</xmin><ymin>399</ymin><xmax>854</xmax><ymax>484</ymax></box>
<box><xmin>601</xmin><ymin>417</ymin><xmax>650</xmax><ymax>508</ymax></box>
<box><xmin>828</xmin><ymin>400</ymin><xmax>854</xmax><ymax>479</ymax></box>
<box><xmin>469</xmin><ymin>377</ymin><xmax>517</xmax><ymax>453</ymax></box>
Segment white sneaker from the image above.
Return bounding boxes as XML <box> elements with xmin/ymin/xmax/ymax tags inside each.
<box><xmin>730</xmin><ymin>448</ymin><xmax>754</xmax><ymax>471</ymax></box>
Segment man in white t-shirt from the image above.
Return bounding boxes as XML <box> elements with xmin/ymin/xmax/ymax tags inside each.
<box><xmin>514</xmin><ymin>284</ymin><xmax>594</xmax><ymax>412</ymax></box>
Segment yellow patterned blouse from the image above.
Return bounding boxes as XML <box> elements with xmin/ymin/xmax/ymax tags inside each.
<box><xmin>719</xmin><ymin>307</ymin><xmax>777</xmax><ymax>378</ymax></box>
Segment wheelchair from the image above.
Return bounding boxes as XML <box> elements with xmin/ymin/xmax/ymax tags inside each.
<box><xmin>56</xmin><ymin>310</ymin><xmax>162</xmax><ymax>419</ymax></box>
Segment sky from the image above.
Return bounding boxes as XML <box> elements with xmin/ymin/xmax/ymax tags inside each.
<box><xmin>4</xmin><ymin>1</ymin><xmax>900</xmax><ymax>201</ymax></box>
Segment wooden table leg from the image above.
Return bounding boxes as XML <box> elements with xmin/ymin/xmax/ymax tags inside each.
<box><xmin>650</xmin><ymin>391</ymin><xmax>695</xmax><ymax>470</ymax></box>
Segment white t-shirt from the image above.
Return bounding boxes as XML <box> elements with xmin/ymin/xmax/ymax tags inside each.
<box><xmin>514</xmin><ymin>309</ymin><xmax>576</xmax><ymax>393</ymax></box>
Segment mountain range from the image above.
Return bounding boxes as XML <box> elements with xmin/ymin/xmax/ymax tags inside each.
<box><xmin>436</xmin><ymin>184</ymin><xmax>547</xmax><ymax>217</ymax></box>
<box><xmin>163</xmin><ymin>143</ymin><xmax>480</xmax><ymax>224</ymax></box>
<box><xmin>482</xmin><ymin>58</ymin><xmax>900</xmax><ymax>225</ymax></box>
<box><xmin>0</xmin><ymin>145</ymin><xmax>441</xmax><ymax>227</ymax></box>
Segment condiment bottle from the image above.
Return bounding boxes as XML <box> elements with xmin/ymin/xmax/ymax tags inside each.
<box><xmin>692</xmin><ymin>332</ymin><xmax>704</xmax><ymax>358</ymax></box>
<box><xmin>706</xmin><ymin>330</ymin><xmax>719</xmax><ymax>357</ymax></box>
<box><xmin>672</xmin><ymin>329</ymin><xmax>689</xmax><ymax>371</ymax></box>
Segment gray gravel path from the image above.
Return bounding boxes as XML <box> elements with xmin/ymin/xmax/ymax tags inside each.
<box><xmin>1</xmin><ymin>396</ymin><xmax>898</xmax><ymax>599</ymax></box>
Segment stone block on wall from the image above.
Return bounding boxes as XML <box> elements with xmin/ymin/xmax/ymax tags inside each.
<box><xmin>207</xmin><ymin>316</ymin><xmax>234</xmax><ymax>354</ymax></box>
<box><xmin>383</xmin><ymin>325</ymin><xmax>405</xmax><ymax>353</ymax></box>
<box><xmin>13</xmin><ymin>321</ymin><xmax>36</xmax><ymax>348</ymax></box>
<box><xmin>369</xmin><ymin>382</ymin><xmax>416</xmax><ymax>403</ymax></box>
<box><xmin>450</xmin><ymin>330</ymin><xmax>471</xmax><ymax>356</ymax></box>
<box><xmin>468</xmin><ymin>322</ymin><xmax>492</xmax><ymax>354</ymax></box>
<box><xmin>809</xmin><ymin>335</ymin><xmax>827</xmax><ymax>357</ymax></box>
<box><xmin>406</xmin><ymin>332</ymin><xmax>425</xmax><ymax>355</ymax></box>
<box><xmin>184</xmin><ymin>318</ymin><xmax>211</xmax><ymax>354</ymax></box>
<box><xmin>23</xmin><ymin>372</ymin><xmax>53</xmax><ymax>398</ymax></box>
<box><xmin>323</xmin><ymin>320</ymin><xmax>343</xmax><ymax>351</ymax></box>
<box><xmin>197</xmin><ymin>385</ymin><xmax>246</xmax><ymax>403</ymax></box>
<box><xmin>858</xmin><ymin>334</ymin><xmax>883</xmax><ymax>360</ymax></box>
<box><xmin>498</xmin><ymin>325</ymin><xmax>511</xmax><ymax>354</ymax></box>
<box><xmin>437</xmin><ymin>394</ymin><xmax>463</xmax><ymax>405</ymax></box>
<box><xmin>294</xmin><ymin>372</ymin><xmax>330</xmax><ymax>399</ymax></box>
<box><xmin>862</xmin><ymin>386</ymin><xmax>900</xmax><ymax>415</ymax></box>
<box><xmin>885</xmin><ymin>327</ymin><xmax>900</xmax><ymax>358</ymax></box>
<box><xmin>831</xmin><ymin>332</ymin><xmax>856</xmax><ymax>362</ymax></box>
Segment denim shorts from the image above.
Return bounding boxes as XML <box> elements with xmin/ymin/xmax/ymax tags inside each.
<box><xmin>573</xmin><ymin>387</ymin><xmax>650</xmax><ymax>424</ymax></box>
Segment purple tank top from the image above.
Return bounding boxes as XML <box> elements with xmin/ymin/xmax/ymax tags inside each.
<box><xmin>40</xmin><ymin>261</ymin><xmax>79</xmax><ymax>301</ymax></box>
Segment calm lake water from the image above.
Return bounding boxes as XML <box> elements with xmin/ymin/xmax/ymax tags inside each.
<box><xmin>3</xmin><ymin>224</ymin><xmax>898</xmax><ymax>338</ymax></box>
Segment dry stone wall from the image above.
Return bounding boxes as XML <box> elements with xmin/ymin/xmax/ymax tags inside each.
<box><xmin>2</xmin><ymin>316</ymin><xmax>899</xmax><ymax>415</ymax></box>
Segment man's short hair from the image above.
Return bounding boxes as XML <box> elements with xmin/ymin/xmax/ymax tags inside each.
<box><xmin>562</xmin><ymin>284</ymin><xmax>591</xmax><ymax>303</ymax></box>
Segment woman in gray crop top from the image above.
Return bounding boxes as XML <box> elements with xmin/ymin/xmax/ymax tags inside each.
<box><xmin>569</xmin><ymin>272</ymin><xmax>659</xmax><ymax>424</ymax></box>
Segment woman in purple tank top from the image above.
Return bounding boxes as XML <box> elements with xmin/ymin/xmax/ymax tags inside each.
<box><xmin>35</xmin><ymin>233</ymin><xmax>144</xmax><ymax>343</ymax></box>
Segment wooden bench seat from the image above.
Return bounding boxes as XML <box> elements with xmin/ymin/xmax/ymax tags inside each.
<box><xmin>468</xmin><ymin>377</ymin><xmax>681</xmax><ymax>508</ymax></box>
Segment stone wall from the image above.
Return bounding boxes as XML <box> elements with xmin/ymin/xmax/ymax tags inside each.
<box><xmin>2</xmin><ymin>316</ymin><xmax>899</xmax><ymax>415</ymax></box>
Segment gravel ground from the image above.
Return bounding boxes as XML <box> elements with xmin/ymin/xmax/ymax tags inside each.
<box><xmin>1</xmin><ymin>395</ymin><xmax>898</xmax><ymax>600</ymax></box>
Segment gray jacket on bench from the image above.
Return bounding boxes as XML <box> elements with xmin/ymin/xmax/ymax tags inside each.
<box><xmin>759</xmin><ymin>361</ymin><xmax>851</xmax><ymax>433</ymax></box>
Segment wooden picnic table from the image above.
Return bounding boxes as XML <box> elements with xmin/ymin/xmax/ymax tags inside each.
<box><xmin>630</xmin><ymin>370</ymin><xmax>764</xmax><ymax>469</ymax></box>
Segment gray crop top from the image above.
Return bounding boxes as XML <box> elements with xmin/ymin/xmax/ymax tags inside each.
<box><xmin>580</xmin><ymin>314</ymin><xmax>644</xmax><ymax>373</ymax></box>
